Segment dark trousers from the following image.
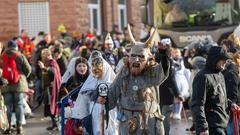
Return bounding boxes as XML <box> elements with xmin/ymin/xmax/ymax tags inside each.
<box><xmin>209</xmin><ymin>127</ymin><xmax>227</xmax><ymax>135</ymax></box>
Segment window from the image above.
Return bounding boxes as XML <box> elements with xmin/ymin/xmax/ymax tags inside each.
<box><xmin>88</xmin><ymin>0</ymin><xmax>102</xmax><ymax>34</ymax></box>
<box><xmin>89</xmin><ymin>0</ymin><xmax>98</xmax><ymax>4</ymax></box>
<box><xmin>18</xmin><ymin>2</ymin><xmax>50</xmax><ymax>38</ymax></box>
<box><xmin>118</xmin><ymin>0</ymin><xmax>127</xmax><ymax>31</ymax></box>
<box><xmin>119</xmin><ymin>0</ymin><xmax>125</xmax><ymax>4</ymax></box>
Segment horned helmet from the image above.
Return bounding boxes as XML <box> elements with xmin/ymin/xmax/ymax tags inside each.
<box><xmin>127</xmin><ymin>24</ymin><xmax>157</xmax><ymax>76</ymax></box>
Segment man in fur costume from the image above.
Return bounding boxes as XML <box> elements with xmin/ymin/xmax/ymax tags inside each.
<box><xmin>98</xmin><ymin>25</ymin><xmax>170</xmax><ymax>135</ymax></box>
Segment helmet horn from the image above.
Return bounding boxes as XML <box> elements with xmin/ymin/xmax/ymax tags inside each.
<box><xmin>127</xmin><ymin>24</ymin><xmax>136</xmax><ymax>44</ymax></box>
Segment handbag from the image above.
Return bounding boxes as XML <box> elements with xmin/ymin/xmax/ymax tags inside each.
<box><xmin>0</xmin><ymin>94</ymin><xmax>9</xmax><ymax>130</ymax></box>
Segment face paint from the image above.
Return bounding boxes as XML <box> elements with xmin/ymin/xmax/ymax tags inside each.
<box><xmin>91</xmin><ymin>57</ymin><xmax>104</xmax><ymax>79</ymax></box>
<box><xmin>129</xmin><ymin>45</ymin><xmax>149</xmax><ymax>76</ymax></box>
<box><xmin>127</xmin><ymin>24</ymin><xmax>156</xmax><ymax>76</ymax></box>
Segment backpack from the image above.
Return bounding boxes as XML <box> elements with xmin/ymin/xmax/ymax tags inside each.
<box><xmin>2</xmin><ymin>53</ymin><xmax>20</xmax><ymax>84</ymax></box>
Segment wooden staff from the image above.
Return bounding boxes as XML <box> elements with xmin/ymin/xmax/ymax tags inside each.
<box><xmin>101</xmin><ymin>105</ymin><xmax>105</xmax><ymax>135</ymax></box>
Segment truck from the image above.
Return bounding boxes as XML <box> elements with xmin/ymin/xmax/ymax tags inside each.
<box><xmin>140</xmin><ymin>0</ymin><xmax>240</xmax><ymax>48</ymax></box>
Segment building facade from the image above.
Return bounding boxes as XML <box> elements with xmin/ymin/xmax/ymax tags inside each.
<box><xmin>0</xmin><ymin>0</ymin><xmax>142</xmax><ymax>42</ymax></box>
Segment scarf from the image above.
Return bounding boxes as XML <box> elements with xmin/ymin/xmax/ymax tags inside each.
<box><xmin>46</xmin><ymin>59</ymin><xmax>62</xmax><ymax>115</ymax></box>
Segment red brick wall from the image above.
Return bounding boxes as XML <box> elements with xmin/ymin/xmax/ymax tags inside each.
<box><xmin>102</xmin><ymin>0</ymin><xmax>142</xmax><ymax>39</ymax></box>
<box><xmin>0</xmin><ymin>0</ymin><xmax>142</xmax><ymax>42</ymax></box>
<box><xmin>49</xmin><ymin>0</ymin><xmax>89</xmax><ymax>38</ymax></box>
<box><xmin>0</xmin><ymin>0</ymin><xmax>18</xmax><ymax>42</ymax></box>
<box><xmin>102</xmin><ymin>0</ymin><xmax>113</xmax><ymax>32</ymax></box>
<box><xmin>74</xmin><ymin>0</ymin><xmax>89</xmax><ymax>34</ymax></box>
<box><xmin>112</xmin><ymin>0</ymin><xmax>119</xmax><ymax>27</ymax></box>
<box><xmin>127</xmin><ymin>0</ymin><xmax>142</xmax><ymax>40</ymax></box>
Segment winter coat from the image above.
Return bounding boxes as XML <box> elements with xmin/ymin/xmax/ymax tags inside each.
<box><xmin>107</xmin><ymin>50</ymin><xmax>170</xmax><ymax>135</ymax></box>
<box><xmin>1</xmin><ymin>48</ymin><xmax>31</xmax><ymax>93</ymax></box>
<box><xmin>56</xmin><ymin>55</ymin><xmax>68</xmax><ymax>76</ymax></box>
<box><xmin>158</xmin><ymin>59</ymin><xmax>180</xmax><ymax>106</ymax></box>
<box><xmin>155</xmin><ymin>51</ymin><xmax>180</xmax><ymax>106</ymax></box>
<box><xmin>191</xmin><ymin>47</ymin><xmax>229</xmax><ymax>135</ymax></box>
<box><xmin>222</xmin><ymin>62</ymin><xmax>240</xmax><ymax>106</ymax></box>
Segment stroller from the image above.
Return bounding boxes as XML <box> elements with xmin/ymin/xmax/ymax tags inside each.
<box><xmin>60</xmin><ymin>85</ymin><xmax>81</xmax><ymax>135</ymax></box>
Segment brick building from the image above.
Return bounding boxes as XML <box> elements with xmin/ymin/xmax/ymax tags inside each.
<box><xmin>0</xmin><ymin>0</ymin><xmax>142</xmax><ymax>42</ymax></box>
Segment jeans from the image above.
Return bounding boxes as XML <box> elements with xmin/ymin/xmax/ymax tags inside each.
<box><xmin>161</xmin><ymin>104</ymin><xmax>173</xmax><ymax>135</ymax></box>
<box><xmin>35</xmin><ymin>79</ymin><xmax>42</xmax><ymax>99</ymax></box>
<box><xmin>3</xmin><ymin>92</ymin><xmax>25</xmax><ymax>126</ymax></box>
<box><xmin>209</xmin><ymin>127</ymin><xmax>227</xmax><ymax>135</ymax></box>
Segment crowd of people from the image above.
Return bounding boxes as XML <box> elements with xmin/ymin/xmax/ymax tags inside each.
<box><xmin>0</xmin><ymin>23</ymin><xmax>239</xmax><ymax>135</ymax></box>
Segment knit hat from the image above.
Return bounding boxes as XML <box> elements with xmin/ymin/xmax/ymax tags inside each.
<box><xmin>8</xmin><ymin>40</ymin><xmax>18</xmax><ymax>48</ymax></box>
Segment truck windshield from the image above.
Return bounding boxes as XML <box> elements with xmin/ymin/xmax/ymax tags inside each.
<box><xmin>162</xmin><ymin>0</ymin><xmax>240</xmax><ymax>27</ymax></box>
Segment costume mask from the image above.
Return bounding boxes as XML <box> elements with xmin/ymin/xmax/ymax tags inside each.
<box><xmin>91</xmin><ymin>57</ymin><xmax>104</xmax><ymax>79</ymax></box>
<box><xmin>127</xmin><ymin>24</ymin><xmax>157</xmax><ymax>76</ymax></box>
<box><xmin>129</xmin><ymin>46</ymin><xmax>149</xmax><ymax>75</ymax></box>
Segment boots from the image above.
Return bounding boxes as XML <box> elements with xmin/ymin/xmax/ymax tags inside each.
<box><xmin>46</xmin><ymin>115</ymin><xmax>60</xmax><ymax>131</ymax></box>
<box><xmin>17</xmin><ymin>125</ymin><xmax>23</xmax><ymax>134</ymax></box>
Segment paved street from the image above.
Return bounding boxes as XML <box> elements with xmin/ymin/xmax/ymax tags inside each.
<box><xmin>6</xmin><ymin>106</ymin><xmax>194</xmax><ymax>135</ymax></box>
<box><xmin>170</xmin><ymin>117</ymin><xmax>193</xmax><ymax>135</ymax></box>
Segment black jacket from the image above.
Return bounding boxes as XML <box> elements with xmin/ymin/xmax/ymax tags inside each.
<box><xmin>56</xmin><ymin>55</ymin><xmax>68</xmax><ymax>76</ymax></box>
<box><xmin>191</xmin><ymin>47</ymin><xmax>229</xmax><ymax>135</ymax></box>
<box><xmin>222</xmin><ymin>62</ymin><xmax>240</xmax><ymax>105</ymax></box>
<box><xmin>155</xmin><ymin>51</ymin><xmax>180</xmax><ymax>106</ymax></box>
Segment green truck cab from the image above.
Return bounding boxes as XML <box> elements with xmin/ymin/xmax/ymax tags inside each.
<box><xmin>140</xmin><ymin>0</ymin><xmax>240</xmax><ymax>48</ymax></box>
